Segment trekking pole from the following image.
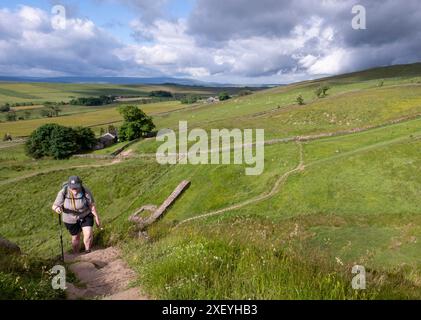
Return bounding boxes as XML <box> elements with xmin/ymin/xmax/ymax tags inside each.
<box><xmin>58</xmin><ymin>212</ymin><xmax>64</xmax><ymax>263</ymax></box>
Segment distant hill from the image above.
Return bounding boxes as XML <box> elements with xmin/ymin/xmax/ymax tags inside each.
<box><xmin>0</xmin><ymin>76</ymin><xmax>213</xmax><ymax>86</ymax></box>
<box><xmin>322</xmin><ymin>62</ymin><xmax>421</xmax><ymax>82</ymax></box>
<box><xmin>0</xmin><ymin>76</ymin><xmax>276</xmax><ymax>88</ymax></box>
<box><xmin>0</xmin><ymin>74</ymin><xmax>287</xmax><ymax>89</ymax></box>
<box><xmin>2</xmin><ymin>62</ymin><xmax>420</xmax><ymax>87</ymax></box>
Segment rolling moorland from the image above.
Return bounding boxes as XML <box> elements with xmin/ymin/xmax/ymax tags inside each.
<box><xmin>0</xmin><ymin>63</ymin><xmax>421</xmax><ymax>299</ymax></box>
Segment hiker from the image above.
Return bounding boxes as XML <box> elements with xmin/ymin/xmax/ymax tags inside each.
<box><xmin>52</xmin><ymin>176</ymin><xmax>101</xmax><ymax>254</ymax></box>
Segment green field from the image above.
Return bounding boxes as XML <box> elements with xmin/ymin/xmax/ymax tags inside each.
<box><xmin>0</xmin><ymin>82</ymin><xmax>243</xmax><ymax>105</ymax></box>
<box><xmin>1</xmin><ymin>63</ymin><xmax>421</xmax><ymax>299</ymax></box>
<box><xmin>0</xmin><ymin>83</ymin><xmax>253</xmax><ymax>136</ymax></box>
<box><xmin>0</xmin><ymin>101</ymin><xmax>190</xmax><ymax>136</ymax></box>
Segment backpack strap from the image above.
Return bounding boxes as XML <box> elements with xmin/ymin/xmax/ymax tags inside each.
<box><xmin>63</xmin><ymin>184</ymin><xmax>87</xmax><ymax>200</ymax></box>
<box><xmin>61</xmin><ymin>184</ymin><xmax>89</xmax><ymax>213</ymax></box>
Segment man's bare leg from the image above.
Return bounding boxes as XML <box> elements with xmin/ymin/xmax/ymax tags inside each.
<box><xmin>71</xmin><ymin>233</ymin><xmax>80</xmax><ymax>254</ymax></box>
<box><xmin>82</xmin><ymin>226</ymin><xmax>93</xmax><ymax>252</ymax></box>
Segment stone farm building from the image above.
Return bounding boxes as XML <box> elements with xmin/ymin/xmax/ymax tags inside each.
<box><xmin>94</xmin><ymin>132</ymin><xmax>117</xmax><ymax>150</ymax></box>
<box><xmin>206</xmin><ymin>97</ymin><xmax>220</xmax><ymax>103</ymax></box>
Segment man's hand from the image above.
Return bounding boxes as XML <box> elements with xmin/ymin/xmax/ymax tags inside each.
<box><xmin>54</xmin><ymin>207</ymin><xmax>62</xmax><ymax>214</ymax></box>
<box><xmin>94</xmin><ymin>215</ymin><xmax>101</xmax><ymax>228</ymax></box>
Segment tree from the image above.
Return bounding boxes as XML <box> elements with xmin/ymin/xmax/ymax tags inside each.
<box><xmin>25</xmin><ymin>124</ymin><xmax>94</xmax><ymax>159</ymax></box>
<box><xmin>219</xmin><ymin>91</ymin><xmax>231</xmax><ymax>101</ymax></box>
<box><xmin>40</xmin><ymin>109</ymin><xmax>52</xmax><ymax>118</ymax></box>
<box><xmin>49</xmin><ymin>126</ymin><xmax>79</xmax><ymax>159</ymax></box>
<box><xmin>118</xmin><ymin>105</ymin><xmax>155</xmax><ymax>141</ymax></box>
<box><xmin>180</xmin><ymin>95</ymin><xmax>199</xmax><ymax>104</ymax></box>
<box><xmin>69</xmin><ymin>96</ymin><xmax>115</xmax><ymax>106</ymax></box>
<box><xmin>24</xmin><ymin>111</ymin><xmax>31</xmax><ymax>119</ymax></box>
<box><xmin>25</xmin><ymin>124</ymin><xmax>60</xmax><ymax>159</ymax></box>
<box><xmin>99</xmin><ymin>127</ymin><xmax>105</xmax><ymax>136</ymax></box>
<box><xmin>378</xmin><ymin>80</ymin><xmax>384</xmax><ymax>87</ymax></box>
<box><xmin>118</xmin><ymin>122</ymin><xmax>141</xmax><ymax>141</ymax></box>
<box><xmin>74</xmin><ymin>126</ymin><xmax>97</xmax><ymax>151</ymax></box>
<box><xmin>5</xmin><ymin>111</ymin><xmax>17</xmax><ymax>121</ymax></box>
<box><xmin>296</xmin><ymin>95</ymin><xmax>305</xmax><ymax>105</ymax></box>
<box><xmin>0</xmin><ymin>103</ymin><xmax>10</xmax><ymax>112</ymax></box>
<box><xmin>50</xmin><ymin>105</ymin><xmax>61</xmax><ymax>117</ymax></box>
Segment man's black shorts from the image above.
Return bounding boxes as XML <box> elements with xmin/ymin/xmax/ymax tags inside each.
<box><xmin>64</xmin><ymin>214</ymin><xmax>94</xmax><ymax>236</ymax></box>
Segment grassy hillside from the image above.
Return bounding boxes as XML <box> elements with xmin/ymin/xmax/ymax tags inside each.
<box><xmin>1</xmin><ymin>63</ymin><xmax>421</xmax><ymax>299</ymax></box>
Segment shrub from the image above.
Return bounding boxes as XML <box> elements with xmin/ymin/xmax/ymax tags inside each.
<box><xmin>296</xmin><ymin>95</ymin><xmax>305</xmax><ymax>105</ymax></box>
<box><xmin>315</xmin><ymin>85</ymin><xmax>330</xmax><ymax>98</ymax></box>
<box><xmin>218</xmin><ymin>91</ymin><xmax>231</xmax><ymax>101</ymax></box>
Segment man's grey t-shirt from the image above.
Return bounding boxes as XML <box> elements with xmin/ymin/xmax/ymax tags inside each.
<box><xmin>53</xmin><ymin>187</ymin><xmax>95</xmax><ymax>224</ymax></box>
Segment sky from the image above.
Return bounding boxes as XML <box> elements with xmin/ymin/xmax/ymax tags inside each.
<box><xmin>0</xmin><ymin>0</ymin><xmax>420</xmax><ymax>84</ymax></box>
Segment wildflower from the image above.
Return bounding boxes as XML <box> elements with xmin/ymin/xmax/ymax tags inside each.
<box><xmin>335</xmin><ymin>257</ymin><xmax>344</xmax><ymax>266</ymax></box>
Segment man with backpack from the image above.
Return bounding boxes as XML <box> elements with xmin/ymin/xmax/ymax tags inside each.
<box><xmin>52</xmin><ymin>176</ymin><xmax>101</xmax><ymax>254</ymax></box>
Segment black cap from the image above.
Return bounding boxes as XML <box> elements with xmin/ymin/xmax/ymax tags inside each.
<box><xmin>68</xmin><ymin>176</ymin><xmax>82</xmax><ymax>189</ymax></box>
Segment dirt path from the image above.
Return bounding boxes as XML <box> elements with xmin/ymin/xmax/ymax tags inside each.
<box><xmin>111</xmin><ymin>149</ymin><xmax>134</xmax><ymax>164</ymax></box>
<box><xmin>176</xmin><ymin>142</ymin><xmax>304</xmax><ymax>227</ymax></box>
<box><xmin>65</xmin><ymin>247</ymin><xmax>149</xmax><ymax>300</ymax></box>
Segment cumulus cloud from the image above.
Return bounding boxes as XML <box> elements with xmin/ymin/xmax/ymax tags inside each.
<box><xmin>117</xmin><ymin>19</ymin><xmax>222</xmax><ymax>77</ymax></box>
<box><xmin>1</xmin><ymin>1</ymin><xmax>421</xmax><ymax>83</ymax></box>
<box><xmin>96</xmin><ymin>0</ymin><xmax>169</xmax><ymax>24</ymax></box>
<box><xmin>0</xmin><ymin>5</ymin><xmax>139</xmax><ymax>77</ymax></box>
<box><xmin>184</xmin><ymin>0</ymin><xmax>421</xmax><ymax>79</ymax></box>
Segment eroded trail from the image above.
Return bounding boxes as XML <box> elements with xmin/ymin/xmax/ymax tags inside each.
<box><xmin>65</xmin><ymin>247</ymin><xmax>149</xmax><ymax>300</ymax></box>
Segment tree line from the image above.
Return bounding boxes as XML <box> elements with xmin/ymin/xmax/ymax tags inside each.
<box><xmin>69</xmin><ymin>95</ymin><xmax>115</xmax><ymax>106</ymax></box>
